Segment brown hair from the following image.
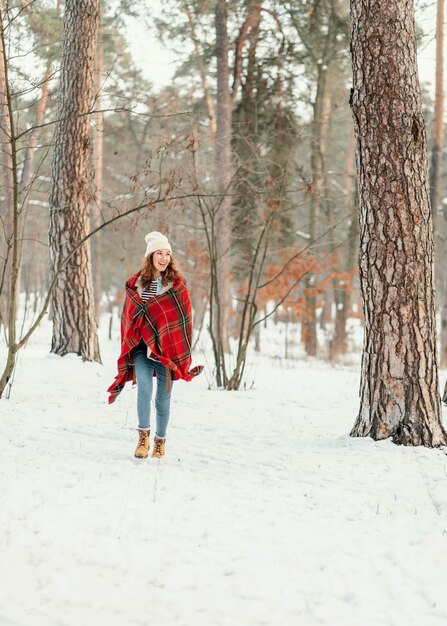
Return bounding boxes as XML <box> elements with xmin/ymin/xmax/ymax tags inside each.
<box><xmin>140</xmin><ymin>253</ymin><xmax>182</xmax><ymax>288</ymax></box>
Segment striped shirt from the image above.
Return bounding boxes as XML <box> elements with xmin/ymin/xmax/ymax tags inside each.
<box><xmin>141</xmin><ymin>278</ymin><xmax>162</xmax><ymax>361</ymax></box>
<box><xmin>141</xmin><ymin>278</ymin><xmax>162</xmax><ymax>301</ymax></box>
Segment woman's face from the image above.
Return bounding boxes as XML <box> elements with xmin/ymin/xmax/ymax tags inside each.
<box><xmin>152</xmin><ymin>250</ymin><xmax>171</xmax><ymax>274</ymax></box>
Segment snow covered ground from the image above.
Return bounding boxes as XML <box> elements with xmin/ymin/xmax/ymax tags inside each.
<box><xmin>2</xmin><ymin>317</ymin><xmax>447</xmax><ymax>626</ymax></box>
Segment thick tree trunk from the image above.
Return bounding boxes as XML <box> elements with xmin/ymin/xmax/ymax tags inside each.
<box><xmin>49</xmin><ymin>0</ymin><xmax>100</xmax><ymax>362</ymax></box>
<box><xmin>349</xmin><ymin>0</ymin><xmax>446</xmax><ymax>446</ymax></box>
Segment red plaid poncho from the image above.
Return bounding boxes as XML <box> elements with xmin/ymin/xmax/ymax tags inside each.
<box><xmin>107</xmin><ymin>272</ymin><xmax>203</xmax><ymax>404</ymax></box>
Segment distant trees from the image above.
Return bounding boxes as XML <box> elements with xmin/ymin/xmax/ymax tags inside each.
<box><xmin>152</xmin><ymin>0</ymin><xmax>357</xmax><ymax>387</ymax></box>
<box><xmin>49</xmin><ymin>0</ymin><xmax>101</xmax><ymax>362</ymax></box>
<box><xmin>0</xmin><ymin>1</ymin><xmax>188</xmax><ymax>396</ymax></box>
<box><xmin>287</xmin><ymin>0</ymin><xmax>351</xmax><ymax>357</ymax></box>
<box><xmin>349</xmin><ymin>0</ymin><xmax>447</xmax><ymax>446</ymax></box>
<box><xmin>0</xmin><ymin>1</ymin><xmax>58</xmax><ymax>396</ymax></box>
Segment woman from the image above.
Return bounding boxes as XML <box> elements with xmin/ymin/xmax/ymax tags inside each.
<box><xmin>108</xmin><ymin>231</ymin><xmax>203</xmax><ymax>459</ymax></box>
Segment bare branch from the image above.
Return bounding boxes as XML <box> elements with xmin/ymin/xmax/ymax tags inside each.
<box><xmin>15</xmin><ymin>107</ymin><xmax>194</xmax><ymax>141</ymax></box>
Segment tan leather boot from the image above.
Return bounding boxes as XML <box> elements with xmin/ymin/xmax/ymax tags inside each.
<box><xmin>152</xmin><ymin>436</ymin><xmax>166</xmax><ymax>458</ymax></box>
<box><xmin>134</xmin><ymin>429</ymin><xmax>150</xmax><ymax>458</ymax></box>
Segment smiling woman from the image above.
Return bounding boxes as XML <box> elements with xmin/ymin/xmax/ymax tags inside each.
<box><xmin>107</xmin><ymin>231</ymin><xmax>203</xmax><ymax>459</ymax></box>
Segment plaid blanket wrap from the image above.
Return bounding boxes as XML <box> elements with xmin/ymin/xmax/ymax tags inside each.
<box><xmin>107</xmin><ymin>272</ymin><xmax>203</xmax><ymax>404</ymax></box>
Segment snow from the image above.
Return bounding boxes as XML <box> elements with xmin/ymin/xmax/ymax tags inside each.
<box><xmin>1</xmin><ymin>318</ymin><xmax>447</xmax><ymax>626</ymax></box>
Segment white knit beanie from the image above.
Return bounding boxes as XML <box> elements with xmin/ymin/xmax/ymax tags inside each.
<box><xmin>144</xmin><ymin>231</ymin><xmax>172</xmax><ymax>258</ymax></box>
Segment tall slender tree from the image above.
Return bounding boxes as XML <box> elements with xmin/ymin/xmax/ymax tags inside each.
<box><xmin>431</xmin><ymin>0</ymin><xmax>447</xmax><ymax>371</ymax></box>
<box><xmin>49</xmin><ymin>0</ymin><xmax>101</xmax><ymax>361</ymax></box>
<box><xmin>0</xmin><ymin>0</ymin><xmax>14</xmax><ymax>328</ymax></box>
<box><xmin>213</xmin><ymin>0</ymin><xmax>233</xmax><ymax>380</ymax></box>
<box><xmin>287</xmin><ymin>0</ymin><xmax>349</xmax><ymax>356</ymax></box>
<box><xmin>330</xmin><ymin>128</ymin><xmax>358</xmax><ymax>358</ymax></box>
<box><xmin>90</xmin><ymin>2</ymin><xmax>104</xmax><ymax>320</ymax></box>
<box><xmin>0</xmin><ymin>0</ymin><xmax>18</xmax><ymax>395</ymax></box>
<box><xmin>349</xmin><ymin>0</ymin><xmax>447</xmax><ymax>446</ymax></box>
<box><xmin>429</xmin><ymin>0</ymin><xmax>444</xmax><ymax>224</ymax></box>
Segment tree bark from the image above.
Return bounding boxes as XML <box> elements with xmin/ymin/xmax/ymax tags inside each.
<box><xmin>49</xmin><ymin>0</ymin><xmax>101</xmax><ymax>362</ymax></box>
<box><xmin>302</xmin><ymin>0</ymin><xmax>338</xmax><ymax>356</ymax></box>
<box><xmin>433</xmin><ymin>0</ymin><xmax>447</xmax><ymax>370</ymax></box>
<box><xmin>303</xmin><ymin>67</ymin><xmax>331</xmax><ymax>355</ymax></box>
<box><xmin>441</xmin><ymin>248</ymin><xmax>447</xmax><ymax>370</ymax></box>
<box><xmin>0</xmin><ymin>0</ymin><xmax>19</xmax><ymax>397</ymax></box>
<box><xmin>0</xmin><ymin>1</ymin><xmax>14</xmax><ymax>329</ymax></box>
<box><xmin>91</xmin><ymin>7</ymin><xmax>103</xmax><ymax>321</ymax></box>
<box><xmin>429</xmin><ymin>0</ymin><xmax>444</xmax><ymax>223</ymax></box>
<box><xmin>213</xmin><ymin>0</ymin><xmax>232</xmax><ymax>369</ymax></box>
<box><xmin>350</xmin><ymin>0</ymin><xmax>446</xmax><ymax>446</ymax></box>
<box><xmin>330</xmin><ymin>127</ymin><xmax>357</xmax><ymax>357</ymax></box>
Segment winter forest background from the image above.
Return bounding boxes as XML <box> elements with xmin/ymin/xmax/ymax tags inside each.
<box><xmin>2</xmin><ymin>1</ymin><xmax>447</xmax><ymax>625</ymax></box>
<box><xmin>1</xmin><ymin>0</ymin><xmax>447</xmax><ymax>394</ymax></box>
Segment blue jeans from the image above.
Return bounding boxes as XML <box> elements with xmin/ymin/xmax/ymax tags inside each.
<box><xmin>133</xmin><ymin>341</ymin><xmax>173</xmax><ymax>438</ymax></box>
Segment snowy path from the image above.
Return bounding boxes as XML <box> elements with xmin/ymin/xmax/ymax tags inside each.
<box><xmin>1</xmin><ymin>327</ymin><xmax>447</xmax><ymax>626</ymax></box>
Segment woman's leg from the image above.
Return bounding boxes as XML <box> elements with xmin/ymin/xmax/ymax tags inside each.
<box><xmin>154</xmin><ymin>362</ymin><xmax>173</xmax><ymax>439</ymax></box>
<box><xmin>134</xmin><ymin>345</ymin><xmax>156</xmax><ymax>430</ymax></box>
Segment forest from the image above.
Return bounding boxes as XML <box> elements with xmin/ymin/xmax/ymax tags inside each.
<box><xmin>2</xmin><ymin>0</ymin><xmax>446</xmax><ymax>435</ymax></box>
<box><xmin>1</xmin><ymin>1</ymin><xmax>447</xmax><ymax>625</ymax></box>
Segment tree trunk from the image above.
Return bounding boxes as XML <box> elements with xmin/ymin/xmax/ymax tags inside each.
<box><xmin>0</xmin><ymin>0</ymin><xmax>19</xmax><ymax>397</ymax></box>
<box><xmin>18</xmin><ymin>60</ymin><xmax>52</xmax><ymax>295</ymax></box>
<box><xmin>441</xmin><ymin>247</ymin><xmax>447</xmax><ymax>369</ymax></box>
<box><xmin>429</xmin><ymin>0</ymin><xmax>444</xmax><ymax>223</ymax></box>
<box><xmin>19</xmin><ymin>61</ymin><xmax>52</xmax><ymax>206</ymax></box>
<box><xmin>433</xmin><ymin>0</ymin><xmax>447</xmax><ymax>370</ymax></box>
<box><xmin>49</xmin><ymin>0</ymin><xmax>101</xmax><ymax>362</ymax></box>
<box><xmin>302</xmin><ymin>0</ymin><xmax>338</xmax><ymax>356</ymax></box>
<box><xmin>213</xmin><ymin>0</ymin><xmax>232</xmax><ymax>376</ymax></box>
<box><xmin>91</xmin><ymin>8</ymin><xmax>104</xmax><ymax>321</ymax></box>
<box><xmin>331</xmin><ymin>197</ymin><xmax>359</xmax><ymax>359</ymax></box>
<box><xmin>349</xmin><ymin>0</ymin><xmax>446</xmax><ymax>446</ymax></box>
<box><xmin>330</xmin><ymin>128</ymin><xmax>357</xmax><ymax>358</ymax></box>
<box><xmin>303</xmin><ymin>67</ymin><xmax>331</xmax><ymax>356</ymax></box>
<box><xmin>0</xmin><ymin>1</ymin><xmax>14</xmax><ymax>330</ymax></box>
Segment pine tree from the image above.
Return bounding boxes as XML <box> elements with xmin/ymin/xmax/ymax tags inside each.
<box><xmin>349</xmin><ymin>0</ymin><xmax>446</xmax><ymax>446</ymax></box>
<box><xmin>49</xmin><ymin>0</ymin><xmax>101</xmax><ymax>362</ymax></box>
